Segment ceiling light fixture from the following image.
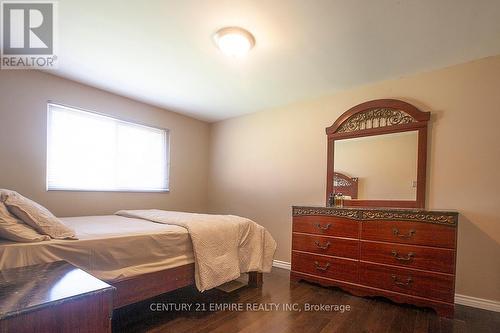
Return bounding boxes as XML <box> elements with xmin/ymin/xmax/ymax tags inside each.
<box><xmin>213</xmin><ymin>27</ymin><xmax>255</xmax><ymax>58</ymax></box>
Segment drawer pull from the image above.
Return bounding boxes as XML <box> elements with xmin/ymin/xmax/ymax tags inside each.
<box><xmin>391</xmin><ymin>250</ymin><xmax>415</xmax><ymax>262</ymax></box>
<box><xmin>314</xmin><ymin>240</ymin><xmax>331</xmax><ymax>250</ymax></box>
<box><xmin>392</xmin><ymin>228</ymin><xmax>416</xmax><ymax>239</ymax></box>
<box><xmin>391</xmin><ymin>274</ymin><xmax>413</xmax><ymax>286</ymax></box>
<box><xmin>314</xmin><ymin>261</ymin><xmax>331</xmax><ymax>271</ymax></box>
<box><xmin>314</xmin><ymin>223</ymin><xmax>332</xmax><ymax>231</ymax></box>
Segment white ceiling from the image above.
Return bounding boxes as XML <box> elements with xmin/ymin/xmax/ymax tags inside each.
<box><xmin>52</xmin><ymin>0</ymin><xmax>500</xmax><ymax>122</ymax></box>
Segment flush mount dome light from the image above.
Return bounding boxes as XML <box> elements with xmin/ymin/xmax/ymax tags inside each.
<box><xmin>213</xmin><ymin>27</ymin><xmax>255</xmax><ymax>57</ymax></box>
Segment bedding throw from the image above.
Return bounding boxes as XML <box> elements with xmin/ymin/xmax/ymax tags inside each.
<box><xmin>115</xmin><ymin>209</ymin><xmax>276</xmax><ymax>291</ymax></box>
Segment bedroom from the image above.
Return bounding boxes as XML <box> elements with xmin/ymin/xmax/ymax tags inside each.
<box><xmin>0</xmin><ymin>1</ymin><xmax>499</xmax><ymax>332</ymax></box>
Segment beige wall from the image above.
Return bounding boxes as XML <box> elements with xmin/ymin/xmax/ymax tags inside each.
<box><xmin>335</xmin><ymin>131</ymin><xmax>418</xmax><ymax>200</ymax></box>
<box><xmin>1</xmin><ymin>57</ymin><xmax>499</xmax><ymax>302</ymax></box>
<box><xmin>0</xmin><ymin>70</ymin><xmax>210</xmax><ymax>216</ymax></box>
<box><xmin>208</xmin><ymin>55</ymin><xmax>500</xmax><ymax>301</ymax></box>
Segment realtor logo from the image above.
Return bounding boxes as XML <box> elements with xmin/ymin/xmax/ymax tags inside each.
<box><xmin>1</xmin><ymin>1</ymin><xmax>58</xmax><ymax>69</ymax></box>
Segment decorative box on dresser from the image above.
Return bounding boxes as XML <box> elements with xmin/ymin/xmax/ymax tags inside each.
<box><xmin>291</xmin><ymin>206</ymin><xmax>458</xmax><ymax>317</ymax></box>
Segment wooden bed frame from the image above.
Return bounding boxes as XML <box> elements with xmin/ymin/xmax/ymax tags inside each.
<box><xmin>112</xmin><ymin>264</ymin><xmax>263</xmax><ymax>308</ymax></box>
<box><xmin>333</xmin><ymin>172</ymin><xmax>358</xmax><ymax>199</ymax></box>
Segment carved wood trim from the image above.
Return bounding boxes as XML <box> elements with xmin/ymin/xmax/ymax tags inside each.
<box><xmin>326</xmin><ymin>99</ymin><xmax>430</xmax><ymax>136</ymax></box>
<box><xmin>293</xmin><ymin>207</ymin><xmax>360</xmax><ymax>219</ymax></box>
<box><xmin>337</xmin><ymin>108</ymin><xmax>416</xmax><ymax>133</ymax></box>
<box><xmin>292</xmin><ymin>207</ymin><xmax>458</xmax><ymax>226</ymax></box>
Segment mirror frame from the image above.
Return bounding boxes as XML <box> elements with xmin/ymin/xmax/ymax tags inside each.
<box><xmin>326</xmin><ymin>99</ymin><xmax>430</xmax><ymax>208</ymax></box>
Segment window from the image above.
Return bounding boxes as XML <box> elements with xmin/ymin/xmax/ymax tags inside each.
<box><xmin>47</xmin><ymin>103</ymin><xmax>169</xmax><ymax>192</ymax></box>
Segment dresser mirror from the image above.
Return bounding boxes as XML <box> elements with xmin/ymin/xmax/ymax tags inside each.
<box><xmin>326</xmin><ymin>99</ymin><xmax>430</xmax><ymax>208</ymax></box>
<box><xmin>334</xmin><ymin>131</ymin><xmax>418</xmax><ymax>201</ymax></box>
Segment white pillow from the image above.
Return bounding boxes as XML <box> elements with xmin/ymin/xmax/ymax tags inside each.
<box><xmin>0</xmin><ymin>201</ymin><xmax>50</xmax><ymax>242</ymax></box>
<box><xmin>1</xmin><ymin>189</ymin><xmax>77</xmax><ymax>240</ymax></box>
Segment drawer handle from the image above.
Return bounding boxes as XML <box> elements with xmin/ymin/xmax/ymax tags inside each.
<box><xmin>391</xmin><ymin>250</ymin><xmax>415</xmax><ymax>262</ymax></box>
<box><xmin>314</xmin><ymin>223</ymin><xmax>332</xmax><ymax>231</ymax></box>
<box><xmin>392</xmin><ymin>228</ymin><xmax>416</xmax><ymax>239</ymax></box>
<box><xmin>314</xmin><ymin>261</ymin><xmax>331</xmax><ymax>271</ymax></box>
<box><xmin>391</xmin><ymin>274</ymin><xmax>413</xmax><ymax>287</ymax></box>
<box><xmin>314</xmin><ymin>240</ymin><xmax>331</xmax><ymax>250</ymax></box>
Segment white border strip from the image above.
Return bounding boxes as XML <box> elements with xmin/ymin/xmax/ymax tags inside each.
<box><xmin>454</xmin><ymin>294</ymin><xmax>500</xmax><ymax>313</ymax></box>
<box><xmin>272</xmin><ymin>260</ymin><xmax>291</xmax><ymax>270</ymax></box>
<box><xmin>272</xmin><ymin>260</ymin><xmax>500</xmax><ymax>312</ymax></box>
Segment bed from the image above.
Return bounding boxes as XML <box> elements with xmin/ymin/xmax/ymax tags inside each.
<box><xmin>0</xmin><ymin>214</ymin><xmax>270</xmax><ymax>308</ymax></box>
<box><xmin>333</xmin><ymin>172</ymin><xmax>359</xmax><ymax>199</ymax></box>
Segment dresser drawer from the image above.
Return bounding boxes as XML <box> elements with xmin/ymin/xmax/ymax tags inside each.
<box><xmin>360</xmin><ymin>241</ymin><xmax>455</xmax><ymax>274</ymax></box>
<box><xmin>361</xmin><ymin>220</ymin><xmax>456</xmax><ymax>248</ymax></box>
<box><xmin>359</xmin><ymin>262</ymin><xmax>454</xmax><ymax>302</ymax></box>
<box><xmin>292</xmin><ymin>251</ymin><xmax>358</xmax><ymax>283</ymax></box>
<box><xmin>292</xmin><ymin>233</ymin><xmax>359</xmax><ymax>259</ymax></box>
<box><xmin>293</xmin><ymin>216</ymin><xmax>359</xmax><ymax>238</ymax></box>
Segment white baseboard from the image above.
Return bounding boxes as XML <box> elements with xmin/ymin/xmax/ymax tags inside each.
<box><xmin>272</xmin><ymin>259</ymin><xmax>291</xmax><ymax>270</ymax></box>
<box><xmin>272</xmin><ymin>260</ymin><xmax>500</xmax><ymax>313</ymax></box>
<box><xmin>454</xmin><ymin>294</ymin><xmax>500</xmax><ymax>312</ymax></box>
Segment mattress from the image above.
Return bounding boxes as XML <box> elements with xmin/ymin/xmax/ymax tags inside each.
<box><xmin>0</xmin><ymin>215</ymin><xmax>194</xmax><ymax>282</ymax></box>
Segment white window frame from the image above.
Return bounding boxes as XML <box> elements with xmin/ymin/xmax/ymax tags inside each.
<box><xmin>46</xmin><ymin>102</ymin><xmax>170</xmax><ymax>192</ymax></box>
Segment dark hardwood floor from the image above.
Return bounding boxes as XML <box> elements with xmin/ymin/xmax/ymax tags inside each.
<box><xmin>113</xmin><ymin>268</ymin><xmax>500</xmax><ymax>333</ymax></box>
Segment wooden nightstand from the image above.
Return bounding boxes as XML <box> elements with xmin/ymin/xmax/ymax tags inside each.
<box><xmin>0</xmin><ymin>261</ymin><xmax>115</xmax><ymax>333</ymax></box>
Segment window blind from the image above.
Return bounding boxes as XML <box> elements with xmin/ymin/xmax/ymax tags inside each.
<box><xmin>47</xmin><ymin>103</ymin><xmax>169</xmax><ymax>192</ymax></box>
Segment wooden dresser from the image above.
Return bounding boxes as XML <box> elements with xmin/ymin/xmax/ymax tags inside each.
<box><xmin>291</xmin><ymin>206</ymin><xmax>458</xmax><ymax>317</ymax></box>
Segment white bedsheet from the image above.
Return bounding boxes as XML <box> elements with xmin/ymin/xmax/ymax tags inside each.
<box><xmin>0</xmin><ymin>215</ymin><xmax>194</xmax><ymax>281</ymax></box>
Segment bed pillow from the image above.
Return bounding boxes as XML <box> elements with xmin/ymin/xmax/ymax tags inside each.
<box><xmin>0</xmin><ymin>202</ymin><xmax>50</xmax><ymax>242</ymax></box>
<box><xmin>1</xmin><ymin>190</ymin><xmax>77</xmax><ymax>240</ymax></box>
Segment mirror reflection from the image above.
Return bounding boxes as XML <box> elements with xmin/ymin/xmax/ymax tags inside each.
<box><xmin>334</xmin><ymin>131</ymin><xmax>418</xmax><ymax>201</ymax></box>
